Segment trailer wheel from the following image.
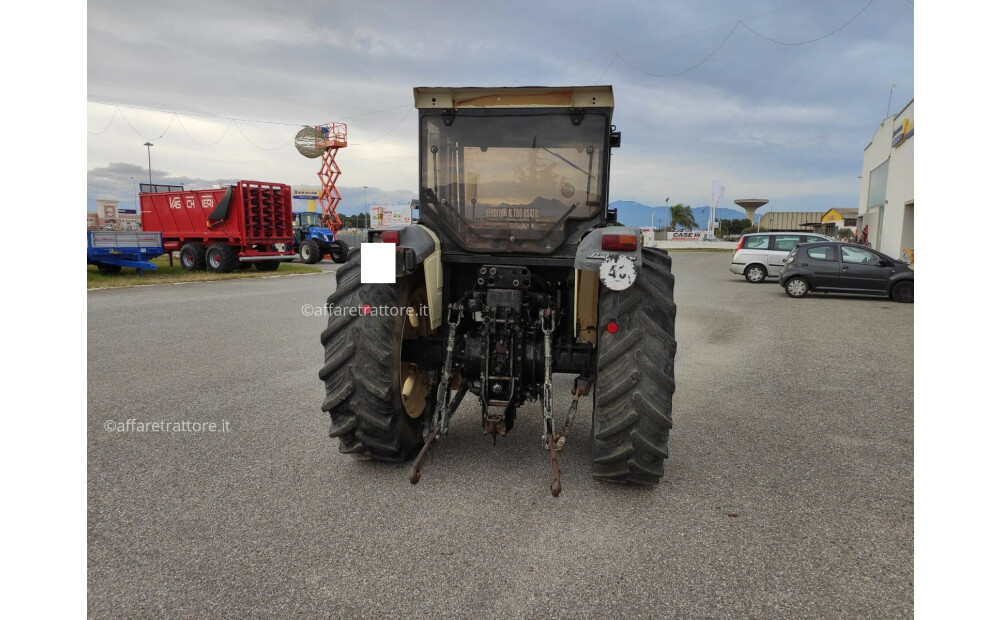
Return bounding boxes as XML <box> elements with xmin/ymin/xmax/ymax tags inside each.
<box><xmin>592</xmin><ymin>247</ymin><xmax>676</xmax><ymax>485</ymax></box>
<box><xmin>96</xmin><ymin>263</ymin><xmax>122</xmax><ymax>275</ymax></box>
<box><xmin>332</xmin><ymin>239</ymin><xmax>350</xmax><ymax>264</ymax></box>
<box><xmin>205</xmin><ymin>243</ymin><xmax>238</xmax><ymax>273</ymax></box>
<box><xmin>179</xmin><ymin>243</ymin><xmax>206</xmax><ymax>271</ymax></box>
<box><xmin>255</xmin><ymin>260</ymin><xmax>281</xmax><ymax>271</ymax></box>
<box><xmin>319</xmin><ymin>249</ymin><xmax>425</xmax><ymax>461</ymax></box>
<box><xmin>300</xmin><ymin>239</ymin><xmax>321</xmax><ymax>264</ymax></box>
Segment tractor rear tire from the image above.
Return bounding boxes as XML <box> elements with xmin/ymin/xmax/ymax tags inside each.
<box><xmin>319</xmin><ymin>249</ymin><xmax>424</xmax><ymax>461</ymax></box>
<box><xmin>300</xmin><ymin>239</ymin><xmax>321</xmax><ymax>264</ymax></box>
<box><xmin>255</xmin><ymin>260</ymin><xmax>281</xmax><ymax>271</ymax></box>
<box><xmin>205</xmin><ymin>243</ymin><xmax>238</xmax><ymax>273</ymax></box>
<box><xmin>179</xmin><ymin>243</ymin><xmax>206</xmax><ymax>271</ymax></box>
<box><xmin>332</xmin><ymin>239</ymin><xmax>350</xmax><ymax>264</ymax></box>
<box><xmin>96</xmin><ymin>263</ymin><xmax>122</xmax><ymax>275</ymax></box>
<box><xmin>592</xmin><ymin>247</ymin><xmax>677</xmax><ymax>485</ymax></box>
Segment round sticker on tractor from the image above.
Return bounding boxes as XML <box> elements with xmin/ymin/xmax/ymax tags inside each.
<box><xmin>599</xmin><ymin>255</ymin><xmax>637</xmax><ymax>290</ymax></box>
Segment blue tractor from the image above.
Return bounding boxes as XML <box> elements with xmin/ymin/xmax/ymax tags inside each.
<box><xmin>293</xmin><ymin>211</ymin><xmax>349</xmax><ymax>264</ymax></box>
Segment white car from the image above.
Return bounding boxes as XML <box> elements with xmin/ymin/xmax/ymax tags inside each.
<box><xmin>730</xmin><ymin>232</ymin><xmax>833</xmax><ymax>283</ymax></box>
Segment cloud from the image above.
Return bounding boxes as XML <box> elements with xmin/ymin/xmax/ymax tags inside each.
<box><xmin>87</xmin><ymin>0</ymin><xmax>912</xmax><ymax>212</ymax></box>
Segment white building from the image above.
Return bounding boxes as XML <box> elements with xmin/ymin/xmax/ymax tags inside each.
<box><xmin>858</xmin><ymin>100</ymin><xmax>914</xmax><ymax>261</ymax></box>
<box><xmin>92</xmin><ymin>199</ymin><xmax>142</xmax><ymax>231</ymax></box>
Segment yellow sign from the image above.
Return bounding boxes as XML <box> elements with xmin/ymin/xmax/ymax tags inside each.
<box><xmin>892</xmin><ymin>118</ymin><xmax>914</xmax><ymax>148</ymax></box>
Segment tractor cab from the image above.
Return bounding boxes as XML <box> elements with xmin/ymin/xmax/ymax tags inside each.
<box><xmin>415</xmin><ymin>87</ymin><xmax>619</xmax><ymax>257</ymax></box>
<box><xmin>293</xmin><ymin>211</ymin><xmax>332</xmax><ymax>244</ymax></box>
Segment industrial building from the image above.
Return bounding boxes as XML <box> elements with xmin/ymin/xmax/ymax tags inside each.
<box><xmin>757</xmin><ymin>211</ymin><xmax>824</xmax><ymax>232</ymax></box>
<box><xmin>858</xmin><ymin>100</ymin><xmax>914</xmax><ymax>261</ymax></box>
<box><xmin>87</xmin><ymin>199</ymin><xmax>142</xmax><ymax>231</ymax></box>
<box><xmin>801</xmin><ymin>208</ymin><xmax>859</xmax><ymax>238</ymax></box>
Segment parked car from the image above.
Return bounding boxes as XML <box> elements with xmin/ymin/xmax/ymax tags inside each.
<box><xmin>730</xmin><ymin>232</ymin><xmax>833</xmax><ymax>282</ymax></box>
<box><xmin>779</xmin><ymin>242</ymin><xmax>914</xmax><ymax>302</ymax></box>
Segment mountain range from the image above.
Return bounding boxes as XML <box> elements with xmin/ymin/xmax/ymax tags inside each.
<box><xmin>609</xmin><ymin>201</ymin><xmax>749</xmax><ymax>229</ymax></box>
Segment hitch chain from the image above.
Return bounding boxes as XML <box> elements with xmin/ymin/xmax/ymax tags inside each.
<box><xmin>433</xmin><ymin>304</ymin><xmax>464</xmax><ymax>436</ymax></box>
<box><xmin>539</xmin><ymin>309</ymin><xmax>562</xmax><ymax>497</ymax></box>
<box><xmin>555</xmin><ymin>376</ymin><xmax>592</xmax><ymax>453</ymax></box>
<box><xmin>409</xmin><ymin>304</ymin><xmax>464</xmax><ymax>486</ymax></box>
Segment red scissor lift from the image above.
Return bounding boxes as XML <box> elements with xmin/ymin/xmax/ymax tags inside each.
<box><xmin>314</xmin><ymin>123</ymin><xmax>348</xmax><ymax>237</ymax></box>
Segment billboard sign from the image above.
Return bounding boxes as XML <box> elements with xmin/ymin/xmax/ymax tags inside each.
<box><xmin>667</xmin><ymin>231</ymin><xmax>704</xmax><ymax>240</ymax></box>
<box><xmin>369</xmin><ymin>205</ymin><xmax>412</xmax><ymax>228</ymax></box>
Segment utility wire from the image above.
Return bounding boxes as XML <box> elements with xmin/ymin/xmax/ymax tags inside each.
<box><xmin>88</xmin><ymin>99</ymin><xmax>414</xmax><ymax>149</ymax></box>
<box><xmin>87</xmin><ymin>99</ymin><xmax>411</xmax><ymax>129</ymax></box>
<box><xmin>350</xmin><ymin>108</ymin><xmax>413</xmax><ymax>146</ymax></box>
<box><xmin>232</xmin><ymin>121</ymin><xmax>293</xmax><ymax>151</ymax></box>
<box><xmin>614</xmin><ymin>24</ymin><xmax>741</xmax><ymax>78</ymax></box>
<box><xmin>602</xmin><ymin>0</ymin><xmax>874</xmax><ymax>80</ymax></box>
<box><xmin>116</xmin><ymin>106</ymin><xmax>177</xmax><ymax>141</ymax></box>
<box><xmin>176</xmin><ymin>115</ymin><xmax>235</xmax><ymax>147</ymax></box>
<box><xmin>553</xmin><ymin>0</ymin><xmax>828</xmax><ymax>79</ymax></box>
<box><xmin>611</xmin><ymin>122</ymin><xmax>878</xmax><ymax>178</ymax></box>
<box><xmin>87</xmin><ymin>106</ymin><xmax>119</xmax><ymax>135</ymax></box>
<box><xmin>739</xmin><ymin>0</ymin><xmax>875</xmax><ymax>46</ymax></box>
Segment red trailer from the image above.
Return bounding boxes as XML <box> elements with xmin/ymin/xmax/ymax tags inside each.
<box><xmin>140</xmin><ymin>181</ymin><xmax>295</xmax><ymax>272</ymax></box>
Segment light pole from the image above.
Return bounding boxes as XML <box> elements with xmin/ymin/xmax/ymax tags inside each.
<box><xmin>363</xmin><ymin>186</ymin><xmax>369</xmax><ymax>230</ymax></box>
<box><xmin>662</xmin><ymin>197</ymin><xmax>671</xmax><ymax>235</ymax></box>
<box><xmin>143</xmin><ymin>142</ymin><xmax>154</xmax><ymax>187</ymax></box>
<box><xmin>757</xmin><ymin>206</ymin><xmax>768</xmax><ymax>233</ymax></box>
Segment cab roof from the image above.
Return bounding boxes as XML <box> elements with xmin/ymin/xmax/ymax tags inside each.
<box><xmin>413</xmin><ymin>86</ymin><xmax>614</xmax><ymax>110</ymax></box>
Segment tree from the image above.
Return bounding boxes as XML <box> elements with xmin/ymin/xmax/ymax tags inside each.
<box><xmin>718</xmin><ymin>218</ymin><xmax>751</xmax><ymax>236</ymax></box>
<box><xmin>669</xmin><ymin>204</ymin><xmax>697</xmax><ymax>231</ymax></box>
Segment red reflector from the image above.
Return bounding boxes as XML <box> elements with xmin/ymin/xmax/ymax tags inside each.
<box><xmin>381</xmin><ymin>230</ymin><xmax>400</xmax><ymax>245</ymax></box>
<box><xmin>601</xmin><ymin>234</ymin><xmax>637</xmax><ymax>251</ymax></box>
<box><xmin>606</xmin><ymin>322</ymin><xmax>619</xmax><ymax>334</ymax></box>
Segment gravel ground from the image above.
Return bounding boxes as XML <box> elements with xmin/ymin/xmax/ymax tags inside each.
<box><xmin>87</xmin><ymin>251</ymin><xmax>913</xmax><ymax>619</ymax></box>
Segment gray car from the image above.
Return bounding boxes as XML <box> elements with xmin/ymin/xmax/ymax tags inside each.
<box><xmin>779</xmin><ymin>241</ymin><xmax>914</xmax><ymax>302</ymax></box>
<box><xmin>730</xmin><ymin>232</ymin><xmax>833</xmax><ymax>282</ymax></box>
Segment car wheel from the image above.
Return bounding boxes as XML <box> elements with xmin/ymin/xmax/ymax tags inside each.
<box><xmin>891</xmin><ymin>281</ymin><xmax>914</xmax><ymax>303</ymax></box>
<box><xmin>784</xmin><ymin>277</ymin><xmax>809</xmax><ymax>298</ymax></box>
<box><xmin>744</xmin><ymin>264</ymin><xmax>766</xmax><ymax>283</ymax></box>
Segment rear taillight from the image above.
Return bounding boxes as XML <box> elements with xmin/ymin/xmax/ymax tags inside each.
<box><xmin>601</xmin><ymin>234</ymin><xmax>637</xmax><ymax>251</ymax></box>
<box><xmin>381</xmin><ymin>230</ymin><xmax>400</xmax><ymax>245</ymax></box>
<box><xmin>735</xmin><ymin>236</ymin><xmax>745</xmax><ymax>251</ymax></box>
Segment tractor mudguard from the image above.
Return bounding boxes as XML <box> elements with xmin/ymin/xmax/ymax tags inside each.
<box><xmin>574</xmin><ymin>226</ymin><xmax>644</xmax><ymax>275</ymax></box>
<box><xmin>573</xmin><ymin>226</ymin><xmax>644</xmax><ymax>344</ymax></box>
<box><xmin>369</xmin><ymin>225</ymin><xmax>443</xmax><ymax>330</ymax></box>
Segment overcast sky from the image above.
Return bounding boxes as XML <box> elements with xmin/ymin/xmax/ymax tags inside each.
<box><xmin>87</xmin><ymin>0</ymin><xmax>913</xmax><ymax>213</ymax></box>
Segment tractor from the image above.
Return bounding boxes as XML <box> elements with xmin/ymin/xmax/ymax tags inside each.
<box><xmin>319</xmin><ymin>86</ymin><xmax>676</xmax><ymax>495</ymax></box>
<box><xmin>293</xmin><ymin>211</ymin><xmax>349</xmax><ymax>264</ymax></box>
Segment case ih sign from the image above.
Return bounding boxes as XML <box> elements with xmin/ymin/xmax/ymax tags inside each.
<box><xmin>667</xmin><ymin>231</ymin><xmax>704</xmax><ymax>240</ymax></box>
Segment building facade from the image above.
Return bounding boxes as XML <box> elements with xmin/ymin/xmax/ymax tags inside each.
<box><xmin>88</xmin><ymin>200</ymin><xmax>142</xmax><ymax>231</ymax></box>
<box><xmin>801</xmin><ymin>208</ymin><xmax>859</xmax><ymax>238</ymax></box>
<box><xmin>758</xmin><ymin>211</ymin><xmax>825</xmax><ymax>232</ymax></box>
<box><xmin>858</xmin><ymin>100</ymin><xmax>914</xmax><ymax>260</ymax></box>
